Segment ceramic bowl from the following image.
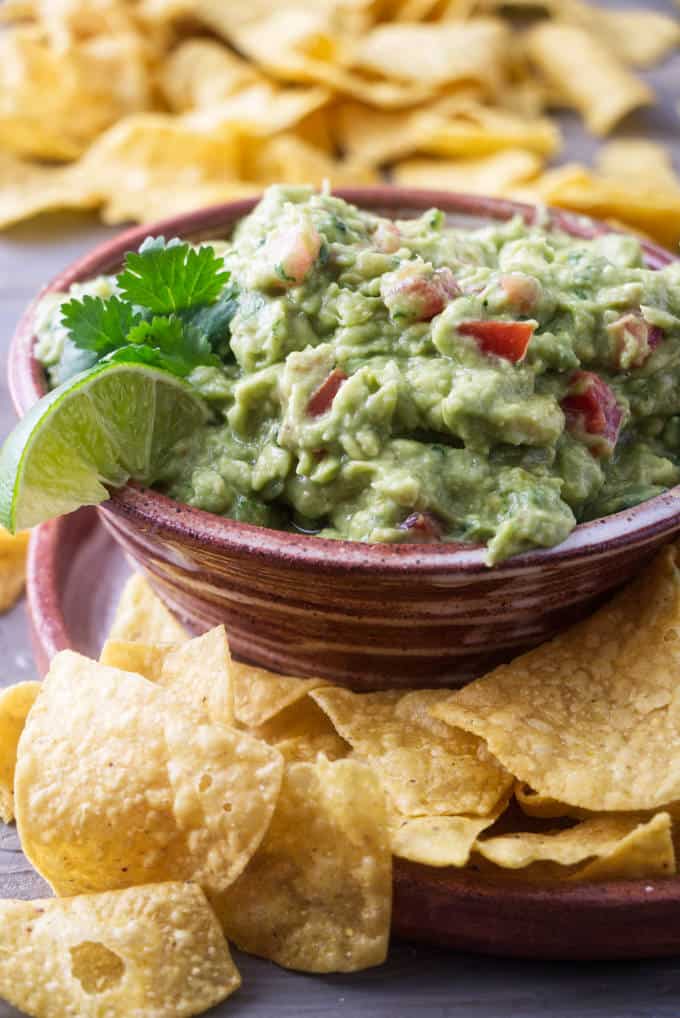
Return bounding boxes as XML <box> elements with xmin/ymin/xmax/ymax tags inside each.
<box><xmin>9</xmin><ymin>189</ymin><xmax>680</xmax><ymax>688</ymax></box>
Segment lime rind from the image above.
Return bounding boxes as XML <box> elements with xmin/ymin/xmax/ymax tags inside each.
<box><xmin>0</xmin><ymin>363</ymin><xmax>208</xmax><ymax>532</ymax></box>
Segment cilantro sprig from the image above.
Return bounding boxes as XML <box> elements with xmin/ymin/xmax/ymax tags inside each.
<box><xmin>60</xmin><ymin>237</ymin><xmax>237</xmax><ymax>380</ymax></box>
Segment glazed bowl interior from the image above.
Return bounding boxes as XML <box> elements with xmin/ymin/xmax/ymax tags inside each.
<box><xmin>10</xmin><ymin>188</ymin><xmax>680</xmax><ymax>687</ymax></box>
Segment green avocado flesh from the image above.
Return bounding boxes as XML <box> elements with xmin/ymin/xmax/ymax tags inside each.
<box><xmin>35</xmin><ymin>185</ymin><xmax>680</xmax><ymax>563</ymax></box>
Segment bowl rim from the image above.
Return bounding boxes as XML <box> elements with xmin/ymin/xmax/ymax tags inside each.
<box><xmin>9</xmin><ymin>186</ymin><xmax>680</xmax><ymax>576</ymax></box>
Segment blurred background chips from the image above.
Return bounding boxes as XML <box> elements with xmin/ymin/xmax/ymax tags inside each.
<box><xmin>0</xmin><ymin>0</ymin><xmax>677</xmax><ymax>242</ymax></box>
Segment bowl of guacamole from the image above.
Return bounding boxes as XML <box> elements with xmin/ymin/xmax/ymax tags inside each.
<box><xmin>10</xmin><ymin>187</ymin><xmax>680</xmax><ymax>686</ymax></box>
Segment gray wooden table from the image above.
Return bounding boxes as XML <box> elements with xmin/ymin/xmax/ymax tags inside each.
<box><xmin>2</xmin><ymin>3</ymin><xmax>680</xmax><ymax>1012</ymax></box>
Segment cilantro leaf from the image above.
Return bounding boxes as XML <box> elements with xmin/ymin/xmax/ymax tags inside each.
<box><xmin>61</xmin><ymin>295</ymin><xmax>141</xmax><ymax>356</ymax></box>
<box><xmin>180</xmin><ymin>284</ymin><xmax>240</xmax><ymax>359</ymax></box>
<box><xmin>117</xmin><ymin>239</ymin><xmax>230</xmax><ymax>315</ymax></box>
<box><xmin>125</xmin><ymin>315</ymin><xmax>220</xmax><ymax>376</ymax></box>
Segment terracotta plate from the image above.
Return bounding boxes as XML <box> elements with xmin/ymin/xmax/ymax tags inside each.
<box><xmin>24</xmin><ymin>508</ymin><xmax>680</xmax><ymax>960</ymax></box>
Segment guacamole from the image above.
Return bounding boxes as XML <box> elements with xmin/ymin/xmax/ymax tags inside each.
<box><xmin>35</xmin><ymin>186</ymin><xmax>680</xmax><ymax>563</ymax></box>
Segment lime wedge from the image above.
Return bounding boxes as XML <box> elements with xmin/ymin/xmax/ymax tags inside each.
<box><xmin>0</xmin><ymin>362</ymin><xmax>208</xmax><ymax>532</ymax></box>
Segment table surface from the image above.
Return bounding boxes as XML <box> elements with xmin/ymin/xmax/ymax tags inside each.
<box><xmin>2</xmin><ymin>3</ymin><xmax>680</xmax><ymax>1013</ymax></box>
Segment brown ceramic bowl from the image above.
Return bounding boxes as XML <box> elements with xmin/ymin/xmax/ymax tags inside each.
<box><xmin>9</xmin><ymin>189</ymin><xmax>680</xmax><ymax>689</ymax></box>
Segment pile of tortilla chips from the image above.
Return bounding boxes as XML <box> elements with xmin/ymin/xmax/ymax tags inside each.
<box><xmin>2</xmin><ymin>539</ymin><xmax>680</xmax><ymax>1014</ymax></box>
<box><xmin>0</xmin><ymin>0</ymin><xmax>678</xmax><ymax>244</ymax></box>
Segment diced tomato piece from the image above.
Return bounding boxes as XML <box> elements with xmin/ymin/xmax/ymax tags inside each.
<box><xmin>307</xmin><ymin>368</ymin><xmax>347</xmax><ymax>417</ymax></box>
<box><xmin>398</xmin><ymin>511</ymin><xmax>443</xmax><ymax>543</ymax></box>
<box><xmin>381</xmin><ymin>265</ymin><xmax>460</xmax><ymax>322</ymax></box>
<box><xmin>373</xmin><ymin>220</ymin><xmax>401</xmax><ymax>253</ymax></box>
<box><xmin>267</xmin><ymin>222</ymin><xmax>321</xmax><ymax>287</ymax></box>
<box><xmin>561</xmin><ymin>370</ymin><xmax>622</xmax><ymax>457</ymax></box>
<box><xmin>459</xmin><ymin>320</ymin><xmax>535</xmax><ymax>363</ymax></box>
<box><xmin>500</xmin><ymin>273</ymin><xmax>542</xmax><ymax>314</ymax></box>
<box><xmin>607</xmin><ymin>311</ymin><xmax>664</xmax><ymax>370</ymax></box>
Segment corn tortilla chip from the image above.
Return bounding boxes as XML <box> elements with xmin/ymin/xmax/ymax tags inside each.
<box><xmin>526</xmin><ymin>22</ymin><xmax>653</xmax><ymax>135</ymax></box>
<box><xmin>247</xmin><ymin>134</ymin><xmax>378</xmax><ymax>189</ymax></box>
<box><xmin>159</xmin><ymin>626</ymin><xmax>234</xmax><ymax>726</ymax></box>
<box><xmin>0</xmin><ymin>526</ymin><xmax>30</xmax><ymax>613</ymax></box>
<box><xmin>475</xmin><ymin>813</ymin><xmax>675</xmax><ymax>881</ymax></box>
<box><xmin>433</xmin><ymin>546</ymin><xmax>680</xmax><ymax>812</ymax></box>
<box><xmin>0</xmin><ymin>681</ymin><xmax>40</xmax><ymax>823</ymax></box>
<box><xmin>389</xmin><ymin>807</ymin><xmax>504</xmax><ymax>867</ymax></box>
<box><xmin>0</xmin><ymin>883</ymin><xmax>240</xmax><ymax>1018</ymax></box>
<box><xmin>576</xmin><ymin>812</ymin><xmax>675</xmax><ymax>881</ymax></box>
<box><xmin>311</xmin><ymin>687</ymin><xmax>512</xmax><ymax>816</ymax></box>
<box><xmin>213</xmin><ymin>758</ymin><xmax>391</xmax><ymax>972</ymax></box>
<box><xmin>563</xmin><ymin>5</ymin><xmax>680</xmax><ymax>69</ymax></box>
<box><xmin>595</xmin><ymin>139</ymin><xmax>680</xmax><ymax>193</ymax></box>
<box><xmin>159</xmin><ymin>39</ymin><xmax>260</xmax><ymax>112</ymax></box>
<box><xmin>351</xmin><ymin>19</ymin><xmax>509</xmax><ymax>94</ymax></box>
<box><xmin>392</xmin><ymin>149</ymin><xmax>542</xmax><ymax>194</ymax></box>
<box><xmin>15</xmin><ymin>650</ymin><xmax>283</xmax><ymax>896</ymax></box>
<box><xmin>250</xmin><ymin>695</ymin><xmax>350</xmax><ymax>764</ymax></box>
<box><xmin>108</xmin><ymin>573</ymin><xmax>188</xmax><ymax>644</ymax></box>
<box><xmin>231</xmin><ymin>659</ymin><xmax>329</xmax><ymax>728</ymax></box>
<box><xmin>99</xmin><ymin>639</ymin><xmax>173</xmax><ymax>682</ymax></box>
<box><xmin>514</xmin><ymin>782</ymin><xmax>577</xmax><ymax>820</ymax></box>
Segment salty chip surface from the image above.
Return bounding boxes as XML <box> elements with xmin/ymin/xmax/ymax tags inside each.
<box><xmin>15</xmin><ymin>651</ymin><xmax>283</xmax><ymax>896</ymax></box>
<box><xmin>107</xmin><ymin>573</ymin><xmax>188</xmax><ymax>643</ymax></box>
<box><xmin>0</xmin><ymin>680</ymin><xmax>40</xmax><ymax>823</ymax></box>
<box><xmin>311</xmin><ymin>687</ymin><xmax>511</xmax><ymax>816</ymax></box>
<box><xmin>214</xmin><ymin>757</ymin><xmax>391</xmax><ymax>972</ymax></box>
<box><xmin>433</xmin><ymin>546</ymin><xmax>680</xmax><ymax>812</ymax></box>
<box><xmin>0</xmin><ymin>882</ymin><xmax>240</xmax><ymax>1018</ymax></box>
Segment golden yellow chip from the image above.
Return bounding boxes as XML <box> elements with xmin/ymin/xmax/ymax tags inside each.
<box><xmin>311</xmin><ymin>687</ymin><xmax>512</xmax><ymax>816</ymax></box>
<box><xmin>184</xmin><ymin>83</ymin><xmax>331</xmax><ymax>139</ymax></box>
<box><xmin>433</xmin><ymin>546</ymin><xmax>680</xmax><ymax>812</ymax></box>
<box><xmin>99</xmin><ymin>639</ymin><xmax>173</xmax><ymax>682</ymax></box>
<box><xmin>232</xmin><ymin>659</ymin><xmax>329</xmax><ymax>728</ymax></box>
<box><xmin>392</xmin><ymin>149</ymin><xmax>543</xmax><ymax>194</ymax></box>
<box><xmin>107</xmin><ymin>573</ymin><xmax>189</xmax><ymax>644</ymax></box>
<box><xmin>389</xmin><ymin>806</ymin><xmax>504</xmax><ymax>867</ymax></box>
<box><xmin>0</xmin><ymin>526</ymin><xmax>30</xmax><ymax>613</ymax></box>
<box><xmin>159</xmin><ymin>626</ymin><xmax>234</xmax><ymax>726</ymax></box>
<box><xmin>351</xmin><ymin>18</ymin><xmax>508</xmax><ymax>94</ymax></box>
<box><xmin>0</xmin><ymin>680</ymin><xmax>40</xmax><ymax>823</ymax></box>
<box><xmin>15</xmin><ymin>650</ymin><xmax>283</xmax><ymax>897</ymax></box>
<box><xmin>213</xmin><ymin>757</ymin><xmax>391</xmax><ymax>972</ymax></box>
<box><xmin>251</xmin><ymin>695</ymin><xmax>350</xmax><ymax>764</ymax></box>
<box><xmin>336</xmin><ymin>100</ymin><xmax>560</xmax><ymax>168</ymax></box>
<box><xmin>575</xmin><ymin>812</ymin><xmax>675</xmax><ymax>881</ymax></box>
<box><xmin>595</xmin><ymin>138</ymin><xmax>680</xmax><ymax>193</ymax></box>
<box><xmin>514</xmin><ymin>782</ymin><xmax>578</xmax><ymax>820</ymax></box>
<box><xmin>0</xmin><ymin>150</ymin><xmax>100</xmax><ymax>229</ymax></box>
<box><xmin>0</xmin><ymin>883</ymin><xmax>240</xmax><ymax>1018</ymax></box>
<box><xmin>248</xmin><ymin>134</ymin><xmax>378</xmax><ymax>189</ymax></box>
<box><xmin>159</xmin><ymin>39</ymin><xmax>261</xmax><ymax>112</ymax></box>
<box><xmin>526</xmin><ymin>22</ymin><xmax>653</xmax><ymax>135</ymax></box>
<box><xmin>561</xmin><ymin>5</ymin><xmax>680</xmax><ymax>69</ymax></box>
<box><xmin>475</xmin><ymin>813</ymin><xmax>675</xmax><ymax>881</ymax></box>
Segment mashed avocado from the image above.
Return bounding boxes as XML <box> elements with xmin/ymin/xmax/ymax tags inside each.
<box><xmin>36</xmin><ymin>186</ymin><xmax>680</xmax><ymax>563</ymax></box>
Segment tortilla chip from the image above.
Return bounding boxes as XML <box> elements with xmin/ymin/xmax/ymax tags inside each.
<box><xmin>351</xmin><ymin>18</ymin><xmax>509</xmax><ymax>95</ymax></box>
<box><xmin>231</xmin><ymin>659</ymin><xmax>328</xmax><ymax>728</ymax></box>
<box><xmin>562</xmin><ymin>5</ymin><xmax>680</xmax><ymax>69</ymax></box>
<box><xmin>183</xmin><ymin>83</ymin><xmax>331</xmax><ymax>139</ymax></box>
<box><xmin>0</xmin><ymin>883</ymin><xmax>240</xmax><ymax>1018</ymax></box>
<box><xmin>248</xmin><ymin>134</ymin><xmax>377</xmax><ymax>189</ymax></box>
<box><xmin>595</xmin><ymin>138</ymin><xmax>680</xmax><ymax>193</ymax></box>
<box><xmin>475</xmin><ymin>813</ymin><xmax>675</xmax><ymax>881</ymax></box>
<box><xmin>576</xmin><ymin>812</ymin><xmax>675</xmax><ymax>881</ymax></box>
<box><xmin>514</xmin><ymin>782</ymin><xmax>576</xmax><ymax>820</ymax></box>
<box><xmin>99</xmin><ymin>640</ymin><xmax>172</xmax><ymax>682</ymax></box>
<box><xmin>311</xmin><ymin>687</ymin><xmax>512</xmax><ymax>816</ymax></box>
<box><xmin>519</xmin><ymin>161</ymin><xmax>680</xmax><ymax>250</ymax></box>
<box><xmin>0</xmin><ymin>681</ymin><xmax>40</xmax><ymax>823</ymax></box>
<box><xmin>108</xmin><ymin>573</ymin><xmax>189</xmax><ymax>644</ymax></box>
<box><xmin>0</xmin><ymin>26</ymin><xmax>152</xmax><ymax>161</ymax></box>
<box><xmin>158</xmin><ymin>626</ymin><xmax>234</xmax><ymax>726</ymax></box>
<box><xmin>392</xmin><ymin>148</ymin><xmax>542</xmax><ymax>193</ymax></box>
<box><xmin>251</xmin><ymin>695</ymin><xmax>350</xmax><ymax>764</ymax></box>
<box><xmin>15</xmin><ymin>650</ymin><xmax>283</xmax><ymax>897</ymax></box>
<box><xmin>0</xmin><ymin>526</ymin><xmax>30</xmax><ymax>613</ymax></box>
<box><xmin>159</xmin><ymin>39</ymin><xmax>261</xmax><ymax>112</ymax></box>
<box><xmin>389</xmin><ymin>807</ymin><xmax>504</xmax><ymax>867</ymax></box>
<box><xmin>213</xmin><ymin>758</ymin><xmax>391</xmax><ymax>972</ymax></box>
<box><xmin>336</xmin><ymin>100</ymin><xmax>560</xmax><ymax>167</ymax></box>
<box><xmin>433</xmin><ymin>546</ymin><xmax>680</xmax><ymax>812</ymax></box>
<box><xmin>526</xmin><ymin>22</ymin><xmax>653</xmax><ymax>135</ymax></box>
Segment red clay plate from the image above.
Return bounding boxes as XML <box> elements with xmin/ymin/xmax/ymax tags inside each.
<box><xmin>26</xmin><ymin>508</ymin><xmax>680</xmax><ymax>960</ymax></box>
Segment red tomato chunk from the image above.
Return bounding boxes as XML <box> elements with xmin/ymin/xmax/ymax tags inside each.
<box><xmin>398</xmin><ymin>511</ymin><xmax>443</xmax><ymax>542</ymax></box>
<box><xmin>307</xmin><ymin>368</ymin><xmax>348</xmax><ymax>416</ymax></box>
<box><xmin>458</xmin><ymin>320</ymin><xmax>535</xmax><ymax>363</ymax></box>
<box><xmin>561</xmin><ymin>370</ymin><xmax>623</xmax><ymax>457</ymax></box>
<box><xmin>606</xmin><ymin>311</ymin><xmax>663</xmax><ymax>369</ymax></box>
